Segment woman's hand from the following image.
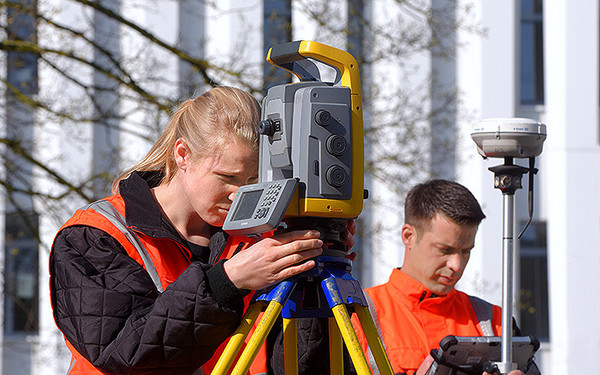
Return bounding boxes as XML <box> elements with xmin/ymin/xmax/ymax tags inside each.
<box><xmin>223</xmin><ymin>230</ymin><xmax>323</xmax><ymax>290</ymax></box>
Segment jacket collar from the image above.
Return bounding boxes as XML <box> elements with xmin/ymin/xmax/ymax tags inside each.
<box><xmin>389</xmin><ymin>268</ymin><xmax>457</xmax><ymax>303</ymax></box>
<box><xmin>119</xmin><ymin>171</ymin><xmax>168</xmax><ymax>234</ymax></box>
<box><xmin>118</xmin><ymin>171</ymin><xmax>217</xmax><ymax>261</ymax></box>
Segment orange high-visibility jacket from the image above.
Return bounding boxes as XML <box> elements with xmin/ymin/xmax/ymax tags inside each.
<box><xmin>351</xmin><ymin>268</ymin><xmax>502</xmax><ymax>375</ymax></box>
<box><xmin>50</xmin><ymin>191</ymin><xmax>265</xmax><ymax>374</ymax></box>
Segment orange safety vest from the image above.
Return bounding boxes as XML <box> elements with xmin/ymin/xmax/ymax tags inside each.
<box><xmin>51</xmin><ymin>196</ymin><xmax>268</xmax><ymax>375</ymax></box>
<box><xmin>351</xmin><ymin>268</ymin><xmax>502</xmax><ymax>374</ymax></box>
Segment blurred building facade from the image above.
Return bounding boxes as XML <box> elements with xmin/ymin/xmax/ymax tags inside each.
<box><xmin>1</xmin><ymin>0</ymin><xmax>598</xmax><ymax>374</ymax></box>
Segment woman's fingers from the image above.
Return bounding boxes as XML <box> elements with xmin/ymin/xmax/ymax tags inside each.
<box><xmin>274</xmin><ymin>258</ymin><xmax>318</xmax><ymax>280</ymax></box>
<box><xmin>224</xmin><ymin>230</ymin><xmax>324</xmax><ymax>290</ymax></box>
<box><xmin>271</xmin><ymin>247</ymin><xmax>323</xmax><ymax>273</ymax></box>
<box><xmin>267</xmin><ymin>229</ymin><xmax>321</xmax><ymax>246</ymax></box>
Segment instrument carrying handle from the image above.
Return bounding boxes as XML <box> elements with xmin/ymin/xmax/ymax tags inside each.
<box><xmin>267</xmin><ymin>40</ymin><xmax>361</xmax><ymax>94</ymax></box>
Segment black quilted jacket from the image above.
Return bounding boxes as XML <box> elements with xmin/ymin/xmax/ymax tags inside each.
<box><xmin>50</xmin><ymin>172</ymin><xmax>332</xmax><ymax>375</ymax></box>
<box><xmin>50</xmin><ymin>172</ymin><xmax>252</xmax><ymax>374</ymax></box>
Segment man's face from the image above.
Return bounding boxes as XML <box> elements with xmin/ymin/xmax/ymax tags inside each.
<box><xmin>401</xmin><ymin>213</ymin><xmax>478</xmax><ymax>295</ymax></box>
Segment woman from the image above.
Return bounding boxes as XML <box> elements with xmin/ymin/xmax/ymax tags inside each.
<box><xmin>50</xmin><ymin>86</ymin><xmax>327</xmax><ymax>374</ymax></box>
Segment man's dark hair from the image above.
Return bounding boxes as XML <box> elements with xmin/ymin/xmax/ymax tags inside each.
<box><xmin>405</xmin><ymin>179</ymin><xmax>486</xmax><ymax>229</ymax></box>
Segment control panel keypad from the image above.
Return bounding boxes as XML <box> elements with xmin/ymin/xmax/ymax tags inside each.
<box><xmin>254</xmin><ymin>182</ymin><xmax>282</xmax><ymax>219</ymax></box>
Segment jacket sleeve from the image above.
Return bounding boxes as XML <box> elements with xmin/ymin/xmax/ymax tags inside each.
<box><xmin>50</xmin><ymin>225</ymin><xmax>245</xmax><ymax>375</ymax></box>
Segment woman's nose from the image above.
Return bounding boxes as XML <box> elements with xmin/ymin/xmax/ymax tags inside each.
<box><xmin>228</xmin><ymin>190</ymin><xmax>238</xmax><ymax>202</ymax></box>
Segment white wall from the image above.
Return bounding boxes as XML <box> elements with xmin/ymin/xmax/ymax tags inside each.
<box><xmin>544</xmin><ymin>1</ymin><xmax>600</xmax><ymax>374</ymax></box>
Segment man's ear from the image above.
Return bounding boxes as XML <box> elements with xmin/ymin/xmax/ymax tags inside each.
<box><xmin>401</xmin><ymin>223</ymin><xmax>416</xmax><ymax>250</ymax></box>
<box><xmin>174</xmin><ymin>138</ymin><xmax>190</xmax><ymax>170</ymax></box>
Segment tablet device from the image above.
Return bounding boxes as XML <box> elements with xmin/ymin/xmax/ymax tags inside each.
<box><xmin>425</xmin><ymin>335</ymin><xmax>540</xmax><ymax>375</ymax></box>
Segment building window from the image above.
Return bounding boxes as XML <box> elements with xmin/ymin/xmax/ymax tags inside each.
<box><xmin>4</xmin><ymin>212</ymin><xmax>39</xmax><ymax>334</ymax></box>
<box><xmin>520</xmin><ymin>0</ymin><xmax>544</xmax><ymax>105</ymax></box>
<box><xmin>263</xmin><ymin>0</ymin><xmax>292</xmax><ymax>90</ymax></box>
<box><xmin>4</xmin><ymin>0</ymin><xmax>39</xmax><ymax>335</ymax></box>
<box><xmin>519</xmin><ymin>220</ymin><xmax>549</xmax><ymax>341</ymax></box>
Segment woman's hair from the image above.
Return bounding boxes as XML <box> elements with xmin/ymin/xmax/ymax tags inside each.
<box><xmin>404</xmin><ymin>179</ymin><xmax>486</xmax><ymax>231</ymax></box>
<box><xmin>112</xmin><ymin>86</ymin><xmax>261</xmax><ymax>192</ymax></box>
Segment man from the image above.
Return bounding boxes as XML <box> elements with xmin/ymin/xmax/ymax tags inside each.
<box><xmin>351</xmin><ymin>179</ymin><xmax>540</xmax><ymax>375</ymax></box>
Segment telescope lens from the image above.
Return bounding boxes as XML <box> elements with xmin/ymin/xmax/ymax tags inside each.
<box><xmin>326</xmin><ymin>135</ymin><xmax>347</xmax><ymax>156</ymax></box>
<box><xmin>315</xmin><ymin>110</ymin><xmax>332</xmax><ymax>126</ymax></box>
<box><xmin>326</xmin><ymin>165</ymin><xmax>347</xmax><ymax>187</ymax></box>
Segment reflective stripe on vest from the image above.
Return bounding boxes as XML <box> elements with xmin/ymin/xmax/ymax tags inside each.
<box><xmin>82</xmin><ymin>200</ymin><xmax>164</xmax><ymax>293</ymax></box>
<box><xmin>468</xmin><ymin>295</ymin><xmax>495</xmax><ymax>336</ymax></box>
<box><xmin>363</xmin><ymin>292</ymin><xmax>383</xmax><ymax>375</ymax></box>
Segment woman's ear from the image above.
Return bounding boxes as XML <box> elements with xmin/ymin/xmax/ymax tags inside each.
<box><xmin>174</xmin><ymin>138</ymin><xmax>190</xmax><ymax>171</ymax></box>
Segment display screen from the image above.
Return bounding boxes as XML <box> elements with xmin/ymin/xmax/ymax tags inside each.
<box><xmin>232</xmin><ymin>189</ymin><xmax>264</xmax><ymax>220</ymax></box>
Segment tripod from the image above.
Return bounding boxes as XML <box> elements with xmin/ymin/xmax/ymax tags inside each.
<box><xmin>487</xmin><ymin>157</ymin><xmax>531</xmax><ymax>375</ymax></box>
<box><xmin>211</xmin><ymin>219</ymin><xmax>393</xmax><ymax>375</ymax></box>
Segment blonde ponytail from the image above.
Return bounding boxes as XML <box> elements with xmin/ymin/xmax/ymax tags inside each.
<box><xmin>112</xmin><ymin>87</ymin><xmax>261</xmax><ymax>192</ymax></box>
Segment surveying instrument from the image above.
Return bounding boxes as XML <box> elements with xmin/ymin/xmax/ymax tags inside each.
<box><xmin>471</xmin><ymin>118</ymin><xmax>547</xmax><ymax>374</ymax></box>
<box><xmin>210</xmin><ymin>41</ymin><xmax>393</xmax><ymax>375</ymax></box>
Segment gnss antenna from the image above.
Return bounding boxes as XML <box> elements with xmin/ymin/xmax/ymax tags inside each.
<box><xmin>471</xmin><ymin>117</ymin><xmax>547</xmax><ymax>374</ymax></box>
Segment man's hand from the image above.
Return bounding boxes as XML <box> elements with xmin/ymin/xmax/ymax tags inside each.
<box><xmin>344</xmin><ymin>219</ymin><xmax>357</xmax><ymax>260</ymax></box>
<box><xmin>415</xmin><ymin>355</ymin><xmax>435</xmax><ymax>375</ymax></box>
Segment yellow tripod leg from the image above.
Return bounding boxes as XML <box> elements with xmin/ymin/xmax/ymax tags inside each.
<box><xmin>230</xmin><ymin>300</ymin><xmax>284</xmax><ymax>375</ymax></box>
<box><xmin>355</xmin><ymin>305</ymin><xmax>394</xmax><ymax>375</ymax></box>
<box><xmin>328</xmin><ymin>317</ymin><xmax>343</xmax><ymax>375</ymax></box>
<box><xmin>330</xmin><ymin>304</ymin><xmax>372</xmax><ymax>375</ymax></box>
<box><xmin>283</xmin><ymin>318</ymin><xmax>298</xmax><ymax>375</ymax></box>
<box><xmin>211</xmin><ymin>302</ymin><xmax>263</xmax><ymax>375</ymax></box>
